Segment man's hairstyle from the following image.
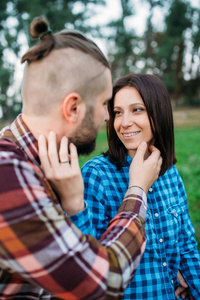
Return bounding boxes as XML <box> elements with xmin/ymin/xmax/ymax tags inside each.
<box><xmin>21</xmin><ymin>16</ymin><xmax>110</xmax><ymax>115</ymax></box>
<box><xmin>21</xmin><ymin>16</ymin><xmax>109</xmax><ymax>68</ymax></box>
<box><xmin>105</xmin><ymin>73</ymin><xmax>177</xmax><ymax>176</ymax></box>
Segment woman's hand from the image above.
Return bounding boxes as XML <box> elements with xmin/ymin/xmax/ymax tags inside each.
<box><xmin>129</xmin><ymin>142</ymin><xmax>162</xmax><ymax>194</ymax></box>
<box><xmin>175</xmin><ymin>270</ymin><xmax>194</xmax><ymax>300</ymax></box>
<box><xmin>38</xmin><ymin>131</ymin><xmax>84</xmax><ymax>216</ymax></box>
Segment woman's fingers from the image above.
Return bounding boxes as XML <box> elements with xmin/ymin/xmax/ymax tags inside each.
<box><xmin>38</xmin><ymin>132</ymin><xmax>67</xmax><ymax>179</ymax></box>
<box><xmin>69</xmin><ymin>143</ymin><xmax>79</xmax><ymax>171</ymax></box>
<box><xmin>47</xmin><ymin>131</ymin><xmax>60</xmax><ymax>170</ymax></box>
<box><xmin>38</xmin><ymin>132</ymin><xmax>80</xmax><ymax>174</ymax></box>
<box><xmin>38</xmin><ymin>134</ymin><xmax>51</xmax><ymax>172</ymax></box>
<box><xmin>149</xmin><ymin>144</ymin><xmax>163</xmax><ymax>172</ymax></box>
<box><xmin>38</xmin><ymin>132</ymin><xmax>84</xmax><ymax>215</ymax></box>
<box><xmin>59</xmin><ymin>136</ymin><xmax>70</xmax><ymax>163</ymax></box>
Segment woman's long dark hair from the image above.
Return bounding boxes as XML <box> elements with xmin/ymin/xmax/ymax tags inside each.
<box><xmin>104</xmin><ymin>73</ymin><xmax>177</xmax><ymax>176</ymax></box>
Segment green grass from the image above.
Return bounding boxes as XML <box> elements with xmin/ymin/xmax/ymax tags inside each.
<box><xmin>79</xmin><ymin>126</ymin><xmax>200</xmax><ymax>250</ymax></box>
<box><xmin>79</xmin><ymin>124</ymin><xmax>108</xmax><ymax>167</ymax></box>
<box><xmin>175</xmin><ymin>127</ymin><xmax>200</xmax><ymax>249</ymax></box>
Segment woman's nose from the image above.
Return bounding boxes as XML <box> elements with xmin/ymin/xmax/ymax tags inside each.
<box><xmin>121</xmin><ymin>114</ymin><xmax>133</xmax><ymax>127</ymax></box>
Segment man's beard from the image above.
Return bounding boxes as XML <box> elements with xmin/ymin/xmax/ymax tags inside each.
<box><xmin>69</xmin><ymin>106</ymin><xmax>99</xmax><ymax>155</ymax></box>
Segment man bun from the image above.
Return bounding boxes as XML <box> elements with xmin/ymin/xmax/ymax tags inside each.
<box><xmin>21</xmin><ymin>15</ymin><xmax>109</xmax><ymax>68</ymax></box>
<box><xmin>21</xmin><ymin>16</ymin><xmax>54</xmax><ymax>63</ymax></box>
<box><xmin>29</xmin><ymin>16</ymin><xmax>49</xmax><ymax>39</ymax></box>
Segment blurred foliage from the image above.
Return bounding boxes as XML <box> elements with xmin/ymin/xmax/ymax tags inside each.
<box><xmin>0</xmin><ymin>0</ymin><xmax>106</xmax><ymax>120</ymax></box>
<box><xmin>155</xmin><ymin>1</ymin><xmax>197</xmax><ymax>106</ymax></box>
<box><xmin>0</xmin><ymin>0</ymin><xmax>200</xmax><ymax>120</ymax></box>
<box><xmin>105</xmin><ymin>0</ymin><xmax>200</xmax><ymax>105</ymax></box>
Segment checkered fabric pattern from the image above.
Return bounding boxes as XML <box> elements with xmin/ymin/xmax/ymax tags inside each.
<box><xmin>81</xmin><ymin>154</ymin><xmax>200</xmax><ymax>299</ymax></box>
<box><xmin>0</xmin><ymin>114</ymin><xmax>147</xmax><ymax>300</ymax></box>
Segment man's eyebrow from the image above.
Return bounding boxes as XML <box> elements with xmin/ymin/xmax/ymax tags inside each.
<box><xmin>104</xmin><ymin>98</ymin><xmax>111</xmax><ymax>104</ymax></box>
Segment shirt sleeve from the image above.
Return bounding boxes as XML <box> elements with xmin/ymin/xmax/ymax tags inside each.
<box><xmin>176</xmin><ymin>169</ymin><xmax>200</xmax><ymax>299</ymax></box>
<box><xmin>0</xmin><ymin>144</ymin><xmax>147</xmax><ymax>300</ymax></box>
<box><xmin>69</xmin><ymin>202</ymin><xmax>96</xmax><ymax>235</ymax></box>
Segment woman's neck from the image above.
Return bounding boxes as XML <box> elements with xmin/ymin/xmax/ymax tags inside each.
<box><xmin>127</xmin><ymin>148</ymin><xmax>151</xmax><ymax>160</ymax></box>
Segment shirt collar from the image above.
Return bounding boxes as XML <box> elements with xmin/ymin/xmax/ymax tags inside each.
<box><xmin>123</xmin><ymin>153</ymin><xmax>132</xmax><ymax>167</ymax></box>
<box><xmin>10</xmin><ymin>114</ymin><xmax>40</xmax><ymax>166</ymax></box>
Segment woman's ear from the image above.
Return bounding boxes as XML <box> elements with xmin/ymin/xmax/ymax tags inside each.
<box><xmin>62</xmin><ymin>92</ymin><xmax>82</xmax><ymax>123</ymax></box>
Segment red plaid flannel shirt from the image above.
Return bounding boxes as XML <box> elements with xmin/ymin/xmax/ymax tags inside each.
<box><xmin>0</xmin><ymin>114</ymin><xmax>147</xmax><ymax>299</ymax></box>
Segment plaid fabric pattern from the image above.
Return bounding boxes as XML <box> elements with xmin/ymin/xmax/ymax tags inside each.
<box><xmin>0</xmin><ymin>114</ymin><xmax>147</xmax><ymax>300</ymax></box>
<box><xmin>81</xmin><ymin>154</ymin><xmax>200</xmax><ymax>300</ymax></box>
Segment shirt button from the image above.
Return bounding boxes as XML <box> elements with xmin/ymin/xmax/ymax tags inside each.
<box><xmin>159</xmin><ymin>238</ymin><xmax>163</xmax><ymax>243</ymax></box>
<box><xmin>171</xmin><ymin>280</ymin><xmax>174</xmax><ymax>284</ymax></box>
<box><xmin>163</xmin><ymin>262</ymin><xmax>167</xmax><ymax>266</ymax></box>
<box><xmin>155</xmin><ymin>213</ymin><xmax>159</xmax><ymax>217</ymax></box>
<box><xmin>149</xmin><ymin>187</ymin><xmax>153</xmax><ymax>192</ymax></box>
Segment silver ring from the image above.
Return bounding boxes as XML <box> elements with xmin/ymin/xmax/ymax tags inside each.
<box><xmin>60</xmin><ymin>159</ymin><xmax>69</xmax><ymax>163</ymax></box>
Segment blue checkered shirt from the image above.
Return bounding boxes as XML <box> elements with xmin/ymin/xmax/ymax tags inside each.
<box><xmin>80</xmin><ymin>154</ymin><xmax>200</xmax><ymax>300</ymax></box>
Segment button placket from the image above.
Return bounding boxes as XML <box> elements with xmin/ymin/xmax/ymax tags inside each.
<box><xmin>148</xmin><ymin>187</ymin><xmax>175</xmax><ymax>298</ymax></box>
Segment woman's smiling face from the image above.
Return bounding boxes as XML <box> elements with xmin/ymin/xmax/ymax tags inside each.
<box><xmin>113</xmin><ymin>86</ymin><xmax>154</xmax><ymax>158</ymax></box>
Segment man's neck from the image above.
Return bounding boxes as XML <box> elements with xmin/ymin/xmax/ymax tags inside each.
<box><xmin>21</xmin><ymin>113</ymin><xmax>59</xmax><ymax>141</ymax></box>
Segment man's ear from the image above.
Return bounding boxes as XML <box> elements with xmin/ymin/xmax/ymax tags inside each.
<box><xmin>62</xmin><ymin>92</ymin><xmax>82</xmax><ymax>123</ymax></box>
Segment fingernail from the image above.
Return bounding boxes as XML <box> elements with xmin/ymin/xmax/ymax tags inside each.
<box><xmin>181</xmin><ymin>282</ymin><xmax>188</xmax><ymax>288</ymax></box>
<box><xmin>141</xmin><ymin>141</ymin><xmax>147</xmax><ymax>147</ymax></box>
<box><xmin>49</xmin><ymin>131</ymin><xmax>55</xmax><ymax>136</ymax></box>
<box><xmin>38</xmin><ymin>134</ymin><xmax>44</xmax><ymax>141</ymax></box>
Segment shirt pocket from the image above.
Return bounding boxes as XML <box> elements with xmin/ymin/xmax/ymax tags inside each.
<box><xmin>165</xmin><ymin>204</ymin><xmax>182</xmax><ymax>243</ymax></box>
<box><xmin>145</xmin><ymin>205</ymin><xmax>182</xmax><ymax>259</ymax></box>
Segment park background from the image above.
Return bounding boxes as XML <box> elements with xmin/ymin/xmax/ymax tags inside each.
<box><xmin>0</xmin><ymin>0</ymin><xmax>199</xmax><ymax>249</ymax></box>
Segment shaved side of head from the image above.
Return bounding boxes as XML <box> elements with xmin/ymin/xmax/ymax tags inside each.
<box><xmin>21</xmin><ymin>48</ymin><xmax>108</xmax><ymax>115</ymax></box>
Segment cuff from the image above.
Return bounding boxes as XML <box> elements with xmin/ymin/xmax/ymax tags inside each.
<box><xmin>69</xmin><ymin>201</ymin><xmax>92</xmax><ymax>234</ymax></box>
<box><xmin>118</xmin><ymin>186</ymin><xmax>147</xmax><ymax>221</ymax></box>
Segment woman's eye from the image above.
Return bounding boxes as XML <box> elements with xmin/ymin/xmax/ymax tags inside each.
<box><xmin>134</xmin><ymin>107</ymin><xmax>144</xmax><ymax>112</ymax></box>
<box><xmin>114</xmin><ymin>111</ymin><xmax>121</xmax><ymax>116</ymax></box>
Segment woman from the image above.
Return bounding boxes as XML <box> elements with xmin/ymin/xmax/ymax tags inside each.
<box><xmin>81</xmin><ymin>74</ymin><xmax>200</xmax><ymax>299</ymax></box>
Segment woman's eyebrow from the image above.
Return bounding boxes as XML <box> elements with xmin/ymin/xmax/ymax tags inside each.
<box><xmin>114</xmin><ymin>103</ymin><xmax>145</xmax><ymax>109</ymax></box>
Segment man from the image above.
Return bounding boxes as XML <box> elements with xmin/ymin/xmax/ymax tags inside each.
<box><xmin>0</xmin><ymin>17</ymin><xmax>162</xmax><ymax>299</ymax></box>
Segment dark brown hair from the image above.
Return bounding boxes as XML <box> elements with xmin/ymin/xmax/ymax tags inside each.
<box><xmin>105</xmin><ymin>73</ymin><xmax>177</xmax><ymax>176</ymax></box>
<box><xmin>21</xmin><ymin>16</ymin><xmax>110</xmax><ymax>69</ymax></box>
